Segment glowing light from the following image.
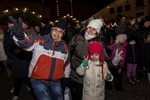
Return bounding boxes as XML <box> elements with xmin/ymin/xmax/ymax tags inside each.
<box><xmin>38</xmin><ymin>15</ymin><xmax>42</xmax><ymax>18</ymax></box>
<box><xmin>76</xmin><ymin>20</ymin><xmax>79</xmax><ymax>23</ymax></box>
<box><xmin>32</xmin><ymin>12</ymin><xmax>35</xmax><ymax>14</ymax></box>
<box><xmin>15</xmin><ymin>8</ymin><xmax>18</xmax><ymax>11</ymax></box>
<box><xmin>70</xmin><ymin>0</ymin><xmax>73</xmax><ymax>15</ymax></box>
<box><xmin>55</xmin><ymin>20</ymin><xmax>58</xmax><ymax>23</ymax></box>
<box><xmin>73</xmin><ymin>18</ymin><xmax>76</xmax><ymax>20</ymax></box>
<box><xmin>56</xmin><ymin>0</ymin><xmax>59</xmax><ymax>17</ymax></box>
<box><xmin>23</xmin><ymin>8</ymin><xmax>27</xmax><ymax>12</ymax></box>
<box><xmin>4</xmin><ymin>9</ymin><xmax>9</xmax><ymax>13</ymax></box>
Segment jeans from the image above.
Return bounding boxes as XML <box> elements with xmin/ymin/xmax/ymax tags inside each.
<box><xmin>31</xmin><ymin>79</ymin><xmax>63</xmax><ymax>100</ymax></box>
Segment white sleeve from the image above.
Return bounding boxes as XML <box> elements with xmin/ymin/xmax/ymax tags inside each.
<box><xmin>64</xmin><ymin>63</ymin><xmax>71</xmax><ymax>78</ymax></box>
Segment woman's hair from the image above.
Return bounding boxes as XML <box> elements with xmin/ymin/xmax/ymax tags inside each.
<box><xmin>0</xmin><ymin>28</ymin><xmax>4</xmax><ymax>34</ymax></box>
<box><xmin>126</xmin><ymin>17</ymin><xmax>136</xmax><ymax>26</ymax></box>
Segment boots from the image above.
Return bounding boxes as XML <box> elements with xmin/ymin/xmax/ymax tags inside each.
<box><xmin>132</xmin><ymin>76</ymin><xmax>140</xmax><ymax>83</ymax></box>
<box><xmin>128</xmin><ymin>77</ymin><xmax>136</xmax><ymax>85</ymax></box>
<box><xmin>12</xmin><ymin>96</ymin><xmax>19</xmax><ymax>100</ymax></box>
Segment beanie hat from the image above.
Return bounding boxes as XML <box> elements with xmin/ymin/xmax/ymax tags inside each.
<box><xmin>51</xmin><ymin>19</ymin><xmax>67</xmax><ymax>34</ymax></box>
<box><xmin>116</xmin><ymin>34</ymin><xmax>127</xmax><ymax>43</ymax></box>
<box><xmin>142</xmin><ymin>16</ymin><xmax>150</xmax><ymax>23</ymax></box>
<box><xmin>88</xmin><ymin>42</ymin><xmax>105</xmax><ymax>79</ymax></box>
<box><xmin>87</xmin><ymin>19</ymin><xmax>103</xmax><ymax>33</ymax></box>
<box><xmin>88</xmin><ymin>42</ymin><xmax>104</xmax><ymax>62</ymax></box>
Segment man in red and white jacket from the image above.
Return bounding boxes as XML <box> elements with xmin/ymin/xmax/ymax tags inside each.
<box><xmin>9</xmin><ymin>16</ymin><xmax>70</xmax><ymax>100</ymax></box>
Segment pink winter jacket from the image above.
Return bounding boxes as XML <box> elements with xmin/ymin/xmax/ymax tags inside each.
<box><xmin>110</xmin><ymin>42</ymin><xmax>128</xmax><ymax>68</ymax></box>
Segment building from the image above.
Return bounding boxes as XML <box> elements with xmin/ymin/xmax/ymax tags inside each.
<box><xmin>0</xmin><ymin>0</ymin><xmax>109</xmax><ymax>22</ymax></box>
<box><xmin>89</xmin><ymin>0</ymin><xmax>150</xmax><ymax>21</ymax></box>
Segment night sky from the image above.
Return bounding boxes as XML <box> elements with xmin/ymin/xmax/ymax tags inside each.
<box><xmin>0</xmin><ymin>0</ymin><xmax>116</xmax><ymax>20</ymax></box>
<box><xmin>12</xmin><ymin>0</ymin><xmax>115</xmax><ymax>8</ymax></box>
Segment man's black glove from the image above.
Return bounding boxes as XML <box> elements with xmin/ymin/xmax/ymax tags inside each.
<box><xmin>9</xmin><ymin>16</ymin><xmax>25</xmax><ymax>40</ymax></box>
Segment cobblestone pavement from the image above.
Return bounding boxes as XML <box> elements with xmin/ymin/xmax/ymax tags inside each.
<box><xmin>0</xmin><ymin>69</ymin><xmax>150</xmax><ymax>100</ymax></box>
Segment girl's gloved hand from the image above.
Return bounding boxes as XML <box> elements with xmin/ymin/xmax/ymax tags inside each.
<box><xmin>82</xmin><ymin>56</ymin><xmax>88</xmax><ymax>68</ymax></box>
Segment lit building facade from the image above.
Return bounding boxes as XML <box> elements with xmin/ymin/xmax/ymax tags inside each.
<box><xmin>89</xmin><ymin>0</ymin><xmax>150</xmax><ymax>20</ymax></box>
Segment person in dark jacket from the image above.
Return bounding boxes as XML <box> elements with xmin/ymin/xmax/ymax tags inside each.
<box><xmin>68</xmin><ymin>19</ymin><xmax>122</xmax><ymax>100</ymax></box>
<box><xmin>63</xmin><ymin>20</ymin><xmax>76</xmax><ymax>44</ymax></box>
<box><xmin>115</xmin><ymin>15</ymin><xmax>126</xmax><ymax>35</ymax></box>
<box><xmin>143</xmin><ymin>33</ymin><xmax>150</xmax><ymax>83</ymax></box>
<box><xmin>126</xmin><ymin>36</ymin><xmax>140</xmax><ymax>85</ymax></box>
<box><xmin>124</xmin><ymin>17</ymin><xmax>140</xmax><ymax>84</ymax></box>
<box><xmin>137</xmin><ymin>16</ymin><xmax>150</xmax><ymax>73</ymax></box>
<box><xmin>4</xmin><ymin>20</ymin><xmax>35</xmax><ymax>100</ymax></box>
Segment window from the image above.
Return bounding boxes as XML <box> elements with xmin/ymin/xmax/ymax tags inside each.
<box><xmin>110</xmin><ymin>8</ymin><xmax>114</xmax><ymax>14</ymax></box>
<box><xmin>136</xmin><ymin>0</ymin><xmax>144</xmax><ymax>7</ymax></box>
<box><xmin>125</xmin><ymin>4</ymin><xmax>130</xmax><ymax>11</ymax></box>
<box><xmin>117</xmin><ymin>6</ymin><xmax>122</xmax><ymax>13</ymax></box>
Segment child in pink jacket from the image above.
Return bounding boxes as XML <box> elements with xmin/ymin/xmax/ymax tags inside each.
<box><xmin>109</xmin><ymin>34</ymin><xmax>128</xmax><ymax>91</ymax></box>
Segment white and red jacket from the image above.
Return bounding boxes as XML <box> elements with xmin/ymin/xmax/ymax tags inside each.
<box><xmin>13</xmin><ymin>34</ymin><xmax>71</xmax><ymax>81</ymax></box>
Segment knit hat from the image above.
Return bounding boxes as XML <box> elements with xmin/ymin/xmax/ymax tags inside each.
<box><xmin>88</xmin><ymin>42</ymin><xmax>105</xmax><ymax>79</ymax></box>
<box><xmin>116</xmin><ymin>34</ymin><xmax>127</xmax><ymax>43</ymax></box>
<box><xmin>142</xmin><ymin>16</ymin><xmax>150</xmax><ymax>23</ymax></box>
<box><xmin>87</xmin><ymin>19</ymin><xmax>103</xmax><ymax>33</ymax></box>
<box><xmin>51</xmin><ymin>19</ymin><xmax>67</xmax><ymax>34</ymax></box>
<box><xmin>88</xmin><ymin>42</ymin><xmax>104</xmax><ymax>62</ymax></box>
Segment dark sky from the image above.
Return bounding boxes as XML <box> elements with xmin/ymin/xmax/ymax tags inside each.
<box><xmin>3</xmin><ymin>0</ymin><xmax>116</xmax><ymax>20</ymax></box>
<box><xmin>12</xmin><ymin>0</ymin><xmax>115</xmax><ymax>7</ymax></box>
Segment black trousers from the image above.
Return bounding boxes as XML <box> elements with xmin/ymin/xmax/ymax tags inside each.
<box><xmin>13</xmin><ymin>77</ymin><xmax>34</xmax><ymax>96</ymax></box>
<box><xmin>110</xmin><ymin>67</ymin><xmax>123</xmax><ymax>90</ymax></box>
<box><xmin>70</xmin><ymin>79</ymin><xmax>83</xmax><ymax>100</ymax></box>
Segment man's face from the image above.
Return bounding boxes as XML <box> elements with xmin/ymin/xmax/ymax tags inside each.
<box><xmin>51</xmin><ymin>29</ymin><xmax>63</xmax><ymax>41</ymax></box>
<box><xmin>106</xmin><ymin>24</ymin><xmax>111</xmax><ymax>29</ymax></box>
<box><xmin>86</xmin><ymin>27</ymin><xmax>97</xmax><ymax>35</ymax></box>
<box><xmin>131</xmin><ymin>18</ymin><xmax>136</xmax><ymax>25</ymax></box>
<box><xmin>144</xmin><ymin>21</ymin><xmax>150</xmax><ymax>28</ymax></box>
<box><xmin>121</xmin><ymin>17</ymin><xmax>126</xmax><ymax>22</ymax></box>
<box><xmin>22</xmin><ymin>22</ymin><xmax>28</xmax><ymax>29</ymax></box>
<box><xmin>34</xmin><ymin>26</ymin><xmax>40</xmax><ymax>33</ymax></box>
<box><xmin>75</xmin><ymin>23</ymin><xmax>81</xmax><ymax>29</ymax></box>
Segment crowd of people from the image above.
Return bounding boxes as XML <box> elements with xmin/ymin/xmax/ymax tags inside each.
<box><xmin>0</xmin><ymin>14</ymin><xmax>149</xmax><ymax>100</ymax></box>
